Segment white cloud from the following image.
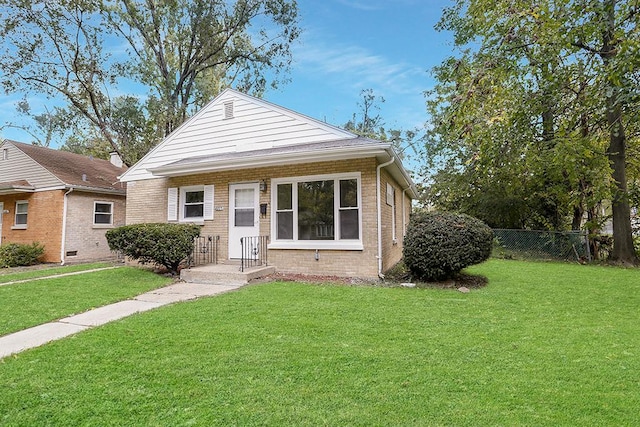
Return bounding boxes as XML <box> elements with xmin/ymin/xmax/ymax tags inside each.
<box><xmin>293</xmin><ymin>38</ymin><xmax>424</xmax><ymax>97</ymax></box>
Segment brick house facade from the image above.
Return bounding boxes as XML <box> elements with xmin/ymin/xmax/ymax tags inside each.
<box><xmin>0</xmin><ymin>140</ymin><xmax>126</xmax><ymax>263</ymax></box>
<box><xmin>121</xmin><ymin>89</ymin><xmax>416</xmax><ymax>278</ymax></box>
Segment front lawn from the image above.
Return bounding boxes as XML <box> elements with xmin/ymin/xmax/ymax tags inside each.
<box><xmin>0</xmin><ymin>267</ymin><xmax>172</xmax><ymax>336</ymax></box>
<box><xmin>0</xmin><ymin>259</ymin><xmax>639</xmax><ymax>426</ymax></box>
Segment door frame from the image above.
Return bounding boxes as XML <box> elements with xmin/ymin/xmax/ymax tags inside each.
<box><xmin>228</xmin><ymin>182</ymin><xmax>260</xmax><ymax>259</ymax></box>
<box><xmin>0</xmin><ymin>202</ymin><xmax>3</xmax><ymax>246</ymax></box>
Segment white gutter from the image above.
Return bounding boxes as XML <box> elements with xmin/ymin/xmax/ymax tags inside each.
<box><xmin>148</xmin><ymin>145</ymin><xmax>392</xmax><ymax>178</ymax></box>
<box><xmin>60</xmin><ymin>187</ymin><xmax>73</xmax><ymax>265</ymax></box>
<box><xmin>376</xmin><ymin>156</ymin><xmax>395</xmax><ymax>279</ymax></box>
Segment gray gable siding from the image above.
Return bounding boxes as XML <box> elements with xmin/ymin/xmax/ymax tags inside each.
<box><xmin>0</xmin><ymin>141</ymin><xmax>63</xmax><ymax>188</ymax></box>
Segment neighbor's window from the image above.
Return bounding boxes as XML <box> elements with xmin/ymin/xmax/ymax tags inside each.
<box><xmin>273</xmin><ymin>174</ymin><xmax>361</xmax><ymax>245</ymax></box>
<box><xmin>15</xmin><ymin>201</ymin><xmax>28</xmax><ymax>227</ymax></box>
<box><xmin>94</xmin><ymin>202</ymin><xmax>113</xmax><ymax>225</ymax></box>
<box><xmin>181</xmin><ymin>186</ymin><xmax>205</xmax><ymax>220</ymax></box>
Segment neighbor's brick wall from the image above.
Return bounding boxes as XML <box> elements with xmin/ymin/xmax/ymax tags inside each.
<box><xmin>125</xmin><ymin>158</ymin><xmax>411</xmax><ymax>278</ymax></box>
<box><xmin>64</xmin><ymin>192</ymin><xmax>126</xmax><ymax>262</ymax></box>
<box><xmin>0</xmin><ymin>191</ymin><xmax>65</xmax><ymax>263</ymax></box>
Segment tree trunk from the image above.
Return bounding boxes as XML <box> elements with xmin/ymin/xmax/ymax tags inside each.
<box><xmin>606</xmin><ymin>95</ymin><xmax>638</xmax><ymax>264</ymax></box>
<box><xmin>601</xmin><ymin>0</ymin><xmax>639</xmax><ymax>265</ymax></box>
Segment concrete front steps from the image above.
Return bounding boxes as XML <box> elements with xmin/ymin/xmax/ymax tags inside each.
<box><xmin>180</xmin><ymin>263</ymin><xmax>275</xmax><ymax>285</ymax></box>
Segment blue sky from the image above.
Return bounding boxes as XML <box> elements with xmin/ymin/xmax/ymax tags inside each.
<box><xmin>268</xmin><ymin>0</ymin><xmax>453</xmax><ymax>132</ymax></box>
<box><xmin>0</xmin><ymin>0</ymin><xmax>454</xmax><ymax>147</ymax></box>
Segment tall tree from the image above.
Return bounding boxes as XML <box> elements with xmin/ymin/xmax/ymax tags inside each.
<box><xmin>0</xmin><ymin>0</ymin><xmax>300</xmax><ymax>165</ymax></box>
<box><xmin>345</xmin><ymin>88</ymin><xmax>422</xmax><ymax>163</ymax></box>
<box><xmin>428</xmin><ymin>0</ymin><xmax>639</xmax><ymax>264</ymax></box>
<box><xmin>0</xmin><ymin>99</ymin><xmax>78</xmax><ymax>147</ymax></box>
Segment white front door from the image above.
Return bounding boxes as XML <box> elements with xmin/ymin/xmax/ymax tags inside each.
<box><xmin>228</xmin><ymin>183</ymin><xmax>260</xmax><ymax>259</ymax></box>
<box><xmin>0</xmin><ymin>202</ymin><xmax>3</xmax><ymax>245</ymax></box>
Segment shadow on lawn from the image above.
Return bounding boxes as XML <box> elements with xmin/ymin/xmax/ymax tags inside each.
<box><xmin>257</xmin><ymin>261</ymin><xmax>488</xmax><ymax>291</ymax></box>
<box><xmin>383</xmin><ymin>261</ymin><xmax>488</xmax><ymax>290</ymax></box>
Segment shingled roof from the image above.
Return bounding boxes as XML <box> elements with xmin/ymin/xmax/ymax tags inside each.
<box><xmin>7</xmin><ymin>140</ymin><xmax>126</xmax><ymax>193</ymax></box>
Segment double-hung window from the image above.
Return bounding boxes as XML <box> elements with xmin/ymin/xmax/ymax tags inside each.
<box><xmin>182</xmin><ymin>187</ymin><xmax>205</xmax><ymax>220</ymax></box>
<box><xmin>168</xmin><ymin>185</ymin><xmax>214</xmax><ymax>222</ymax></box>
<box><xmin>14</xmin><ymin>201</ymin><xmax>28</xmax><ymax>228</ymax></box>
<box><xmin>94</xmin><ymin>202</ymin><xmax>113</xmax><ymax>226</ymax></box>
<box><xmin>272</xmin><ymin>173</ymin><xmax>362</xmax><ymax>250</ymax></box>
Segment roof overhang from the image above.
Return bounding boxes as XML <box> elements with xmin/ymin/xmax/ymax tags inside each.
<box><xmin>149</xmin><ymin>142</ymin><xmax>418</xmax><ymax>198</ymax></box>
<box><xmin>0</xmin><ymin>181</ymin><xmax>35</xmax><ymax>195</ymax></box>
<box><xmin>65</xmin><ymin>185</ymin><xmax>126</xmax><ymax>196</ymax></box>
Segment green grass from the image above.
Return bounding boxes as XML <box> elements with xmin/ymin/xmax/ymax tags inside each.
<box><xmin>0</xmin><ymin>262</ymin><xmax>113</xmax><ymax>284</ymax></box>
<box><xmin>0</xmin><ymin>267</ymin><xmax>172</xmax><ymax>336</ymax></box>
<box><xmin>1</xmin><ymin>259</ymin><xmax>639</xmax><ymax>426</ymax></box>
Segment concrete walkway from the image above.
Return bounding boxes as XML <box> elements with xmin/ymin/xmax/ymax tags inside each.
<box><xmin>0</xmin><ymin>282</ymin><xmax>243</xmax><ymax>359</ymax></box>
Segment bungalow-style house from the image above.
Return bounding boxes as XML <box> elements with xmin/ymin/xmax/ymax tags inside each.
<box><xmin>119</xmin><ymin>89</ymin><xmax>417</xmax><ymax>278</ymax></box>
<box><xmin>0</xmin><ymin>140</ymin><xmax>126</xmax><ymax>264</ymax></box>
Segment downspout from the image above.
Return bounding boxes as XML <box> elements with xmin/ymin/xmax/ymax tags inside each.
<box><xmin>376</xmin><ymin>157</ymin><xmax>395</xmax><ymax>279</ymax></box>
<box><xmin>60</xmin><ymin>187</ymin><xmax>73</xmax><ymax>265</ymax></box>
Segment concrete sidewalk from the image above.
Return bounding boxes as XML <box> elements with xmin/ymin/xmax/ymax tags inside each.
<box><xmin>0</xmin><ymin>282</ymin><xmax>243</xmax><ymax>359</ymax></box>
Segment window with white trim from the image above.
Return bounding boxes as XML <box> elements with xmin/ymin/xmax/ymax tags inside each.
<box><xmin>272</xmin><ymin>173</ymin><xmax>361</xmax><ymax>248</ymax></box>
<box><xmin>93</xmin><ymin>201</ymin><xmax>113</xmax><ymax>225</ymax></box>
<box><xmin>387</xmin><ymin>183</ymin><xmax>397</xmax><ymax>241</ymax></box>
<box><xmin>168</xmin><ymin>185</ymin><xmax>214</xmax><ymax>222</ymax></box>
<box><xmin>182</xmin><ymin>186</ymin><xmax>205</xmax><ymax>220</ymax></box>
<box><xmin>15</xmin><ymin>201</ymin><xmax>28</xmax><ymax>227</ymax></box>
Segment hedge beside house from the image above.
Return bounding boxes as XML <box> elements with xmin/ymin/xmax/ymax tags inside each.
<box><xmin>0</xmin><ymin>242</ymin><xmax>45</xmax><ymax>268</ymax></box>
<box><xmin>106</xmin><ymin>223</ymin><xmax>201</xmax><ymax>274</ymax></box>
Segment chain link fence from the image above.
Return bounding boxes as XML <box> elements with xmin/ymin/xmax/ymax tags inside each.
<box><xmin>493</xmin><ymin>229</ymin><xmax>591</xmax><ymax>262</ymax></box>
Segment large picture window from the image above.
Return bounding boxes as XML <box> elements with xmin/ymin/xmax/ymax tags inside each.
<box><xmin>272</xmin><ymin>173</ymin><xmax>362</xmax><ymax>249</ymax></box>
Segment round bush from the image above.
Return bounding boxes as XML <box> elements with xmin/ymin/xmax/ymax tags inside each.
<box><xmin>403</xmin><ymin>211</ymin><xmax>493</xmax><ymax>281</ymax></box>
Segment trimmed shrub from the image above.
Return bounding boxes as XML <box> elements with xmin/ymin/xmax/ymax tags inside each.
<box><xmin>106</xmin><ymin>223</ymin><xmax>201</xmax><ymax>274</ymax></box>
<box><xmin>403</xmin><ymin>211</ymin><xmax>493</xmax><ymax>281</ymax></box>
<box><xmin>0</xmin><ymin>242</ymin><xmax>45</xmax><ymax>268</ymax></box>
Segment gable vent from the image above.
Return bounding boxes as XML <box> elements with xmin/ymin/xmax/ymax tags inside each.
<box><xmin>224</xmin><ymin>101</ymin><xmax>234</xmax><ymax>119</ymax></box>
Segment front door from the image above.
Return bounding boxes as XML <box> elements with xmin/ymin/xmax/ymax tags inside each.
<box><xmin>0</xmin><ymin>202</ymin><xmax>3</xmax><ymax>245</ymax></box>
<box><xmin>228</xmin><ymin>183</ymin><xmax>260</xmax><ymax>259</ymax></box>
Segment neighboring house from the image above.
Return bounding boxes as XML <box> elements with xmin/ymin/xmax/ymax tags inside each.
<box><xmin>119</xmin><ymin>89</ymin><xmax>417</xmax><ymax>278</ymax></box>
<box><xmin>0</xmin><ymin>140</ymin><xmax>126</xmax><ymax>264</ymax></box>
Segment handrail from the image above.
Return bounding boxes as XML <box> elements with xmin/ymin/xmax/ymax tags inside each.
<box><xmin>240</xmin><ymin>235</ymin><xmax>269</xmax><ymax>272</ymax></box>
<box><xmin>188</xmin><ymin>235</ymin><xmax>219</xmax><ymax>267</ymax></box>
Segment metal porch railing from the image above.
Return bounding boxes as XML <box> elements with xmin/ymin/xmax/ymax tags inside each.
<box><xmin>188</xmin><ymin>235</ymin><xmax>219</xmax><ymax>267</ymax></box>
<box><xmin>240</xmin><ymin>235</ymin><xmax>269</xmax><ymax>272</ymax></box>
